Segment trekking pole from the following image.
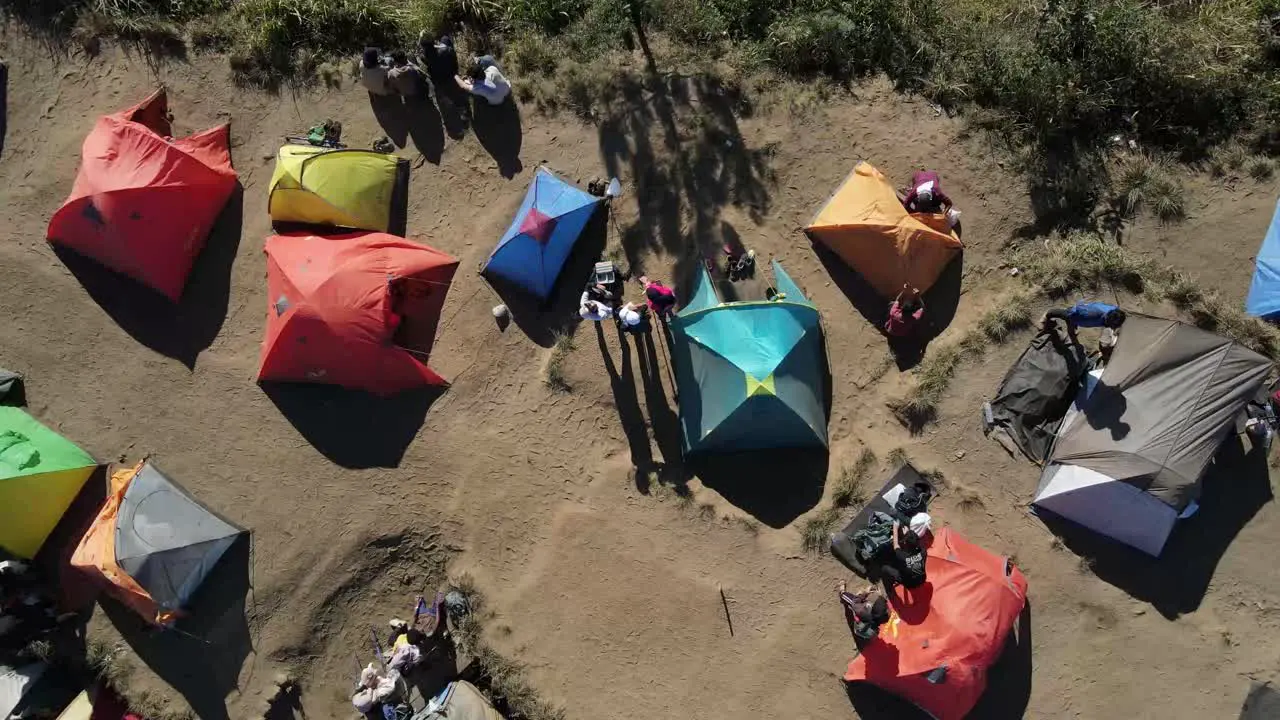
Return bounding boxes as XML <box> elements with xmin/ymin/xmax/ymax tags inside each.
<box><xmin>656</xmin><ymin>319</ymin><xmax>678</xmax><ymax>399</ymax></box>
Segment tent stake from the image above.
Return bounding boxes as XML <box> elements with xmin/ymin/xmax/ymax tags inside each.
<box><xmin>718</xmin><ymin>584</ymin><xmax>734</xmax><ymax>637</ymax></box>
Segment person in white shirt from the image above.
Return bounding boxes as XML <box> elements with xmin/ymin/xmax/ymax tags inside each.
<box><xmin>455</xmin><ymin>58</ymin><xmax>511</xmax><ymax>106</ymax></box>
<box><xmin>618</xmin><ymin>302</ymin><xmax>646</xmax><ymax>331</ymax></box>
<box><xmin>580</xmin><ymin>292</ymin><xmax>613</xmax><ymax>322</ymax></box>
<box><xmin>360</xmin><ymin>47</ymin><xmax>391</xmax><ymax>96</ymax></box>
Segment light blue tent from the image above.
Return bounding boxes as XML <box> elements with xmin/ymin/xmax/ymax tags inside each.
<box><xmin>1246</xmin><ymin>199</ymin><xmax>1280</xmax><ymax>319</ymax></box>
<box><xmin>670</xmin><ymin>261</ymin><xmax>829</xmax><ymax>453</ymax></box>
<box><xmin>481</xmin><ymin>167</ymin><xmax>603</xmax><ymax>299</ymax></box>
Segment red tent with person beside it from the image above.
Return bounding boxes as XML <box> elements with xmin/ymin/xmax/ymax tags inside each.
<box><xmin>845</xmin><ymin>526</ymin><xmax>1028</xmax><ymax>720</ymax></box>
<box><xmin>258</xmin><ymin>232</ymin><xmax>459</xmax><ymax>395</ymax></box>
<box><xmin>47</xmin><ymin>88</ymin><xmax>238</xmax><ymax>301</ymax></box>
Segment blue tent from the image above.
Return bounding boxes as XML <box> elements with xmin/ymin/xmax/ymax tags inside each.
<box><xmin>670</xmin><ymin>261</ymin><xmax>829</xmax><ymax>453</ymax></box>
<box><xmin>1246</xmin><ymin>199</ymin><xmax>1280</xmax><ymax>319</ymax></box>
<box><xmin>481</xmin><ymin>167</ymin><xmax>603</xmax><ymax>299</ymax></box>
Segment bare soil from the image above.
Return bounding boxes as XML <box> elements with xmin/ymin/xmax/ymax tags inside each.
<box><xmin>2</xmin><ymin>29</ymin><xmax>1279</xmax><ymax>719</ymax></box>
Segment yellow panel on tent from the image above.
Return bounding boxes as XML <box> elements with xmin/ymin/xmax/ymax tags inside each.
<box><xmin>806</xmin><ymin>162</ymin><xmax>962</xmax><ymax>298</ymax></box>
<box><xmin>267</xmin><ymin>145</ymin><xmax>402</xmax><ymax>232</ymax></box>
<box><xmin>0</xmin><ymin>407</ymin><xmax>95</xmax><ymax>559</ymax></box>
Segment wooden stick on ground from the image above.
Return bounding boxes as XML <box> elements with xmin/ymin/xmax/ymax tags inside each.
<box><xmin>718</xmin><ymin>583</ymin><xmax>735</xmax><ymax>637</ymax></box>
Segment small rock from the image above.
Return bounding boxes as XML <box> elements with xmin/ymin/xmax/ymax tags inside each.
<box><xmin>1132</xmin><ymin>607</ymin><xmax>1146</xmax><ymax>616</ymax></box>
<box><xmin>953</xmin><ymin>450</ymin><xmax>966</xmax><ymax>461</ymax></box>
<box><xmin>1009</xmin><ymin>267</ymin><xmax>1020</xmax><ymax>277</ymax></box>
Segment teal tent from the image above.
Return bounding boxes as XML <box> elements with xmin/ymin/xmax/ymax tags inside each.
<box><xmin>670</xmin><ymin>261</ymin><xmax>829</xmax><ymax>453</ymax></box>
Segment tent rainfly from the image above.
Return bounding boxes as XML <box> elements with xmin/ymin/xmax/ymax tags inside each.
<box><xmin>0</xmin><ymin>407</ymin><xmax>96</xmax><ymax>559</ymax></box>
<box><xmin>1034</xmin><ymin>315</ymin><xmax>1272</xmax><ymax>556</ymax></box>
<box><xmin>1247</xmin><ymin>199</ymin><xmax>1280</xmax><ymax>319</ymax></box>
<box><xmin>47</xmin><ymin>89</ymin><xmax>238</xmax><ymax>301</ymax></box>
<box><xmin>71</xmin><ymin>461</ymin><xmax>247</xmax><ymax>625</ymax></box>
<box><xmin>670</xmin><ymin>261</ymin><xmax>828</xmax><ymax>453</ymax></box>
<box><xmin>806</xmin><ymin>162</ymin><xmax>962</xmax><ymax>298</ymax></box>
<box><xmin>844</xmin><ymin>527</ymin><xmax>1028</xmax><ymax>720</ymax></box>
<box><xmin>481</xmin><ymin>167</ymin><xmax>603</xmax><ymax>300</ymax></box>
<box><xmin>258</xmin><ymin>232</ymin><xmax>459</xmax><ymax>395</ymax></box>
<box><xmin>268</xmin><ymin>145</ymin><xmax>406</xmax><ymax>233</ymax></box>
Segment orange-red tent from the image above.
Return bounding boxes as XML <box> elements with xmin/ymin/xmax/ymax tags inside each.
<box><xmin>806</xmin><ymin>162</ymin><xmax>962</xmax><ymax>298</ymax></box>
<box><xmin>259</xmin><ymin>232</ymin><xmax>459</xmax><ymax>395</ymax></box>
<box><xmin>845</xmin><ymin>527</ymin><xmax>1028</xmax><ymax>720</ymax></box>
<box><xmin>47</xmin><ymin>89</ymin><xmax>237</xmax><ymax>301</ymax></box>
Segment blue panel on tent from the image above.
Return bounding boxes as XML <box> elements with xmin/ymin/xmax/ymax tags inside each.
<box><xmin>1247</xmin><ymin>200</ymin><xmax>1280</xmax><ymax>319</ymax></box>
<box><xmin>770</xmin><ymin>260</ymin><xmax>813</xmax><ymax>306</ymax></box>
<box><xmin>681</xmin><ymin>266</ymin><xmax>721</xmax><ymax>315</ymax></box>
<box><xmin>482</xmin><ymin>168</ymin><xmax>601</xmax><ymax>299</ymax></box>
<box><xmin>680</xmin><ymin>302</ymin><xmax>813</xmax><ymax>380</ymax></box>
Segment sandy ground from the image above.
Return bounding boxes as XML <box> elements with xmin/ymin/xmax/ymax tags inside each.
<box><xmin>2</xmin><ymin>28</ymin><xmax>1280</xmax><ymax>719</ymax></box>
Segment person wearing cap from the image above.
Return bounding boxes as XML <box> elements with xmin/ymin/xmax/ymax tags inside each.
<box><xmin>1043</xmin><ymin>301</ymin><xmax>1126</xmax><ymax>330</ymax></box>
<box><xmin>837</xmin><ymin>582</ymin><xmax>890</xmax><ymax>650</ymax></box>
<box><xmin>902</xmin><ymin>169</ymin><xmax>953</xmax><ymax>214</ymax></box>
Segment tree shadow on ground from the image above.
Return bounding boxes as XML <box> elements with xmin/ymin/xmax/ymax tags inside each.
<box><xmin>596</xmin><ymin>70</ymin><xmax>775</xmax><ymax>290</ymax></box>
<box><xmin>261</xmin><ymin>383</ymin><xmax>443</xmax><ymax>469</ymax></box>
<box><xmin>484</xmin><ymin>204</ymin><xmax>608</xmax><ymax>347</ymax></box>
<box><xmin>811</xmin><ymin>240</ymin><xmax>963</xmax><ymax>371</ymax></box>
<box><xmin>690</xmin><ymin>447</ymin><xmax>828</xmax><ymax>528</ymax></box>
<box><xmin>52</xmin><ymin>183</ymin><xmax>244</xmax><ymax>369</ymax></box>
<box><xmin>471</xmin><ymin>98</ymin><xmax>522</xmax><ymax>178</ymax></box>
<box><xmin>1041</xmin><ymin>434</ymin><xmax>1271</xmax><ymax>619</ymax></box>
<box><xmin>844</xmin><ymin>601</ymin><xmax>1032</xmax><ymax>720</ymax></box>
<box><xmin>101</xmin><ymin>534</ymin><xmax>253</xmax><ymax>720</ymax></box>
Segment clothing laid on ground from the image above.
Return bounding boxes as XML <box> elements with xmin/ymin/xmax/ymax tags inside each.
<box><xmin>362</xmin><ymin>65</ymin><xmax>392</xmax><ymax>95</ymax></box>
<box><xmin>580</xmin><ymin>292</ymin><xmax>614</xmax><ymax>321</ymax></box>
<box><xmin>469</xmin><ymin>65</ymin><xmax>511</xmax><ymax>105</ymax></box>
<box><xmin>388</xmin><ymin>64</ymin><xmax>425</xmax><ymax>96</ymax></box>
<box><xmin>884</xmin><ymin>301</ymin><xmax>924</xmax><ymax>336</ymax></box>
<box><xmin>903</xmin><ymin>170</ymin><xmax>952</xmax><ymax>213</ymax></box>
<box><xmin>1046</xmin><ymin>301</ymin><xmax>1120</xmax><ymax>328</ymax></box>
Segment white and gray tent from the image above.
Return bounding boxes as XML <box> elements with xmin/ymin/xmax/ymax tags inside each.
<box><xmin>1033</xmin><ymin>315</ymin><xmax>1272</xmax><ymax>556</ymax></box>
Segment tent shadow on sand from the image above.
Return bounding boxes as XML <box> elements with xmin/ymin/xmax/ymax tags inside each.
<box><xmin>1040</xmin><ymin>435</ymin><xmax>1272</xmax><ymax>619</ymax></box>
<box><xmin>52</xmin><ymin>183</ymin><xmax>244</xmax><ymax>370</ymax></box>
<box><xmin>262</xmin><ymin>383</ymin><xmax>443</xmax><ymax>469</ymax></box>
<box><xmin>99</xmin><ymin>534</ymin><xmax>253</xmax><ymax>720</ymax></box>
<box><xmin>845</xmin><ymin>601</ymin><xmax>1034</xmax><ymax>720</ymax></box>
<box><xmin>811</xmin><ymin>240</ymin><xmax>962</xmax><ymax>371</ymax></box>
<box><xmin>690</xmin><ymin>447</ymin><xmax>829</xmax><ymax>528</ymax></box>
<box><xmin>485</xmin><ymin>203</ymin><xmax>609</xmax><ymax>348</ymax></box>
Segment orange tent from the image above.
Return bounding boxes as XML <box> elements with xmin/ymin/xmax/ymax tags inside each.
<box><xmin>71</xmin><ymin>461</ymin><xmax>246</xmax><ymax>626</ymax></box>
<box><xmin>844</xmin><ymin>527</ymin><xmax>1028</xmax><ymax>720</ymax></box>
<box><xmin>806</xmin><ymin>162</ymin><xmax>962</xmax><ymax>298</ymax></box>
<box><xmin>47</xmin><ymin>89</ymin><xmax>237</xmax><ymax>301</ymax></box>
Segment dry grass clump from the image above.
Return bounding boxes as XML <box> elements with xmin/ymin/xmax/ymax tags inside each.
<box><xmin>831</xmin><ymin>448</ymin><xmax>876</xmax><ymax>508</ymax></box>
<box><xmin>544</xmin><ymin>331</ymin><xmax>575</xmax><ymax>392</ymax></box>
<box><xmin>800</xmin><ymin>506</ymin><xmax>842</xmax><ymax>554</ymax></box>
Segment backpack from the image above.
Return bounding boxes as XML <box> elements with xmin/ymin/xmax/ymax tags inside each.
<box><xmin>852</xmin><ymin>512</ymin><xmax>896</xmax><ymax>564</ymax></box>
<box><xmin>894</xmin><ymin>482</ymin><xmax>933</xmax><ymax>518</ymax></box>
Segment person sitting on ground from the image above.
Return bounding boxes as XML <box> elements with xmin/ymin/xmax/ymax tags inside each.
<box><xmin>1043</xmin><ymin>301</ymin><xmax>1126</xmax><ymax>331</ymax></box>
<box><xmin>360</xmin><ymin>47</ymin><xmax>392</xmax><ymax>96</ymax></box>
<box><xmin>639</xmin><ymin>276</ymin><xmax>678</xmax><ymax>320</ymax></box>
<box><xmin>890</xmin><ymin>522</ymin><xmax>928</xmax><ymax>590</ymax></box>
<box><xmin>884</xmin><ymin>285</ymin><xmax>925</xmax><ymax>337</ymax></box>
<box><xmin>838</xmin><ymin>582</ymin><xmax>891</xmax><ymax>650</ymax></box>
<box><xmin>456</xmin><ymin>57</ymin><xmax>511</xmax><ymax>106</ymax></box>
<box><xmin>418</xmin><ymin>32</ymin><xmax>459</xmax><ymax>93</ymax></box>
<box><xmin>618</xmin><ymin>302</ymin><xmax>648</xmax><ymax>333</ymax></box>
<box><xmin>902</xmin><ymin>169</ymin><xmax>953</xmax><ymax>214</ymax></box>
<box><xmin>580</xmin><ymin>292</ymin><xmax>614</xmax><ymax>322</ymax></box>
<box><xmin>387</xmin><ymin>50</ymin><xmax>425</xmax><ymax>97</ymax></box>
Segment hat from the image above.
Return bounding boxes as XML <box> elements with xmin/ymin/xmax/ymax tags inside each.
<box><xmin>916</xmin><ymin>187</ymin><xmax>934</xmax><ymax>205</ymax></box>
<box><xmin>909</xmin><ymin>512</ymin><xmax>933</xmax><ymax>536</ymax></box>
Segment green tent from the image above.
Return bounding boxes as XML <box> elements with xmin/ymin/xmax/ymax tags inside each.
<box><xmin>0</xmin><ymin>407</ymin><xmax>95</xmax><ymax>558</ymax></box>
<box><xmin>670</xmin><ymin>261</ymin><xmax>829</xmax><ymax>453</ymax></box>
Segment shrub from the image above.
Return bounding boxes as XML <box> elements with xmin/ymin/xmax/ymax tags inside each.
<box><xmin>1110</xmin><ymin>155</ymin><xmax>1185</xmax><ymax>222</ymax></box>
<box><xmin>1017</xmin><ymin>233</ymin><xmax>1152</xmax><ymax>297</ymax></box>
<box><xmin>651</xmin><ymin>0</ymin><xmax>727</xmax><ymax>44</ymax></box>
<box><xmin>505</xmin><ymin>0</ymin><xmax>587</xmax><ymax>34</ymax></box>
<box><xmin>766</xmin><ymin>0</ymin><xmax>934</xmax><ymax>82</ymax></box>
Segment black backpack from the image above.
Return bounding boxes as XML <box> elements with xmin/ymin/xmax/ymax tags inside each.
<box><xmin>852</xmin><ymin>512</ymin><xmax>896</xmax><ymax>563</ymax></box>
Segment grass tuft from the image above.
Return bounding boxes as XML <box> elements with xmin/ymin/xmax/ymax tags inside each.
<box><xmin>889</xmin><ymin>344</ymin><xmax>963</xmax><ymax>432</ymax></box>
<box><xmin>544</xmin><ymin>331</ymin><xmax>575</xmax><ymax>392</ymax></box>
<box><xmin>886</xmin><ymin>447</ymin><xmax>910</xmax><ymax>468</ymax></box>
<box><xmin>1250</xmin><ymin>157</ymin><xmax>1276</xmax><ymax>181</ymax></box>
<box><xmin>800</xmin><ymin>506</ymin><xmax>841</xmax><ymax>554</ymax></box>
<box><xmin>1110</xmin><ymin>155</ymin><xmax>1185</xmax><ymax>222</ymax></box>
<box><xmin>831</xmin><ymin>448</ymin><xmax>876</xmax><ymax>508</ymax></box>
<box><xmin>953</xmin><ymin>482</ymin><xmax>985</xmax><ymax>512</ymax></box>
<box><xmin>976</xmin><ymin>294</ymin><xmax>1034</xmax><ymax>343</ymax></box>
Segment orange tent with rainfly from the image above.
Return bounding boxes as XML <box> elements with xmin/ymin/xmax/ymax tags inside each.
<box><xmin>47</xmin><ymin>88</ymin><xmax>238</xmax><ymax>301</ymax></box>
<box><xmin>258</xmin><ymin>232</ymin><xmax>459</xmax><ymax>395</ymax></box>
<box><xmin>71</xmin><ymin>460</ymin><xmax>247</xmax><ymax>626</ymax></box>
<box><xmin>806</xmin><ymin>162</ymin><xmax>962</xmax><ymax>298</ymax></box>
<box><xmin>845</xmin><ymin>527</ymin><xmax>1028</xmax><ymax>720</ymax></box>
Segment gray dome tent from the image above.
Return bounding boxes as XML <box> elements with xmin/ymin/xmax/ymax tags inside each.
<box><xmin>1033</xmin><ymin>315</ymin><xmax>1272</xmax><ymax>556</ymax></box>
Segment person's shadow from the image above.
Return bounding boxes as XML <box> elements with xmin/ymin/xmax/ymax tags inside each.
<box><xmin>1083</xmin><ymin>380</ymin><xmax>1130</xmax><ymax>440</ymax></box>
<box><xmin>596</xmin><ymin>323</ymin><xmax>659</xmax><ymax>477</ymax></box>
<box><xmin>471</xmin><ymin>97</ymin><xmax>523</xmax><ymax>179</ymax></box>
<box><xmin>404</xmin><ymin>93</ymin><xmax>445</xmax><ymax>165</ymax></box>
<box><xmin>636</xmin><ymin>328</ymin><xmax>685</xmax><ymax>475</ymax></box>
<box><xmin>433</xmin><ymin>82</ymin><xmax>470</xmax><ymax>140</ymax></box>
<box><xmin>368</xmin><ymin>92</ymin><xmax>409</xmax><ymax>148</ymax></box>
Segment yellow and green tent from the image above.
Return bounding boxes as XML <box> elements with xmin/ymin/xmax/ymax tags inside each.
<box><xmin>267</xmin><ymin>145</ymin><xmax>407</xmax><ymax>233</ymax></box>
<box><xmin>0</xmin><ymin>407</ymin><xmax>95</xmax><ymax>558</ymax></box>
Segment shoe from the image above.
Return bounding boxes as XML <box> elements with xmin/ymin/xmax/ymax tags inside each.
<box><xmin>389</xmin><ymin>618</ymin><xmax>408</xmax><ymax>631</ymax></box>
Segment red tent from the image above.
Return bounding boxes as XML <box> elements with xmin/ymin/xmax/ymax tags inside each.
<box><xmin>47</xmin><ymin>89</ymin><xmax>237</xmax><ymax>301</ymax></box>
<box><xmin>259</xmin><ymin>232</ymin><xmax>459</xmax><ymax>395</ymax></box>
<box><xmin>845</xmin><ymin>527</ymin><xmax>1028</xmax><ymax>720</ymax></box>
